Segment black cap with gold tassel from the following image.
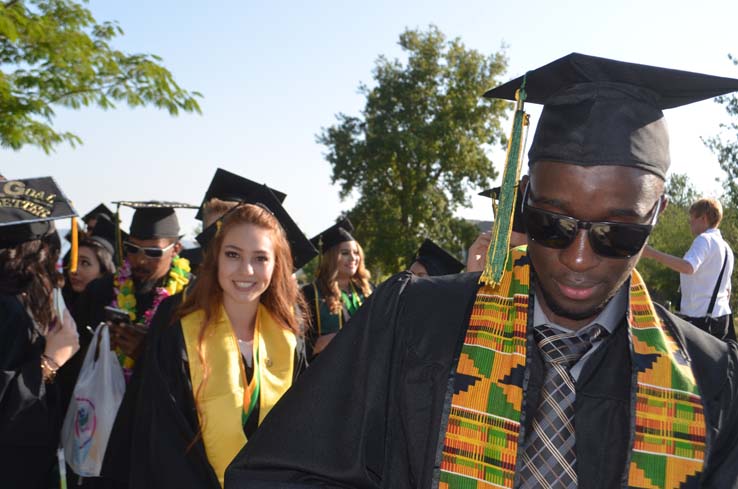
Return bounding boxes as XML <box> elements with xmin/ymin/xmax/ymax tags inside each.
<box><xmin>0</xmin><ymin>177</ymin><xmax>78</xmax><ymax>251</ymax></box>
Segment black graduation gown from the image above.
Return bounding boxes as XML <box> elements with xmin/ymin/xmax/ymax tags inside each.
<box><xmin>225</xmin><ymin>272</ymin><xmax>738</xmax><ymax>489</ymax></box>
<box><xmin>0</xmin><ymin>294</ymin><xmax>62</xmax><ymax>489</ymax></box>
<box><xmin>103</xmin><ymin>294</ymin><xmax>308</xmax><ymax>489</ymax></box>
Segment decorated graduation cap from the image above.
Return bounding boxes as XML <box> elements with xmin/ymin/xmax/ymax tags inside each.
<box><xmin>413</xmin><ymin>238</ymin><xmax>465</xmax><ymax>276</ymax></box>
<box><xmin>195</xmin><ymin>168</ymin><xmax>288</xmax><ymax>221</ymax></box>
<box><xmin>479</xmin><ymin>52</ymin><xmax>738</xmax><ymax>287</ymax></box>
<box><xmin>310</xmin><ymin>218</ymin><xmax>355</xmax><ymax>254</ymax></box>
<box><xmin>479</xmin><ymin>184</ymin><xmax>526</xmax><ymax>234</ymax></box>
<box><xmin>195</xmin><ymin>185</ymin><xmax>318</xmax><ymax>270</ymax></box>
<box><xmin>0</xmin><ymin>177</ymin><xmax>80</xmax><ymax>269</ymax></box>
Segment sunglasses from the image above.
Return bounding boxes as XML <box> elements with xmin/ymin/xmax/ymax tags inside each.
<box><xmin>123</xmin><ymin>241</ymin><xmax>175</xmax><ymax>259</ymax></box>
<box><xmin>522</xmin><ymin>188</ymin><xmax>661</xmax><ymax>259</ymax></box>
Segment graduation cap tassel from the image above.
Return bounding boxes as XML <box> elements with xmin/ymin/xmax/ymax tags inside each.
<box><xmin>115</xmin><ymin>203</ymin><xmax>123</xmax><ymax>268</ymax></box>
<box><xmin>69</xmin><ymin>216</ymin><xmax>79</xmax><ymax>274</ymax></box>
<box><xmin>480</xmin><ymin>77</ymin><xmax>529</xmax><ymax>287</ymax></box>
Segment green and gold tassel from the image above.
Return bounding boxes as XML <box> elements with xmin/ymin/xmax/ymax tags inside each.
<box><xmin>480</xmin><ymin>78</ymin><xmax>530</xmax><ymax>287</ymax></box>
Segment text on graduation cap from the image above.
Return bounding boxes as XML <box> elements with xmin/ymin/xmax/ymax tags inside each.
<box><xmin>0</xmin><ymin>180</ymin><xmax>57</xmax><ymax>218</ymax></box>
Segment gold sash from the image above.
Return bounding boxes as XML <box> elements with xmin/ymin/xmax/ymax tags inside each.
<box><xmin>181</xmin><ymin>304</ymin><xmax>296</xmax><ymax>487</ymax></box>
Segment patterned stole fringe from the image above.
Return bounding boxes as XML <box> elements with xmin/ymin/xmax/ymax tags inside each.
<box><xmin>438</xmin><ymin>248</ymin><xmax>706</xmax><ymax>489</ymax></box>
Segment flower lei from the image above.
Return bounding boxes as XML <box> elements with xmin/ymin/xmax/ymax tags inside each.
<box><xmin>111</xmin><ymin>255</ymin><xmax>191</xmax><ymax>377</ymax></box>
<box><xmin>112</xmin><ymin>255</ymin><xmax>191</xmax><ymax>326</ymax></box>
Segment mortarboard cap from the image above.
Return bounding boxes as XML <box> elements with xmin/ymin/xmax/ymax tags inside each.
<box><xmin>88</xmin><ymin>213</ymin><xmax>126</xmax><ymax>258</ymax></box>
<box><xmin>310</xmin><ymin>218</ymin><xmax>355</xmax><ymax>254</ymax></box>
<box><xmin>82</xmin><ymin>203</ymin><xmax>114</xmax><ymax>225</ymax></box>
<box><xmin>195</xmin><ymin>185</ymin><xmax>318</xmax><ymax>270</ymax></box>
<box><xmin>116</xmin><ymin>201</ymin><xmax>197</xmax><ymax>240</ymax></box>
<box><xmin>179</xmin><ymin>246</ymin><xmax>203</xmax><ymax>270</ymax></box>
<box><xmin>484</xmin><ymin>53</ymin><xmax>738</xmax><ymax>179</ymax></box>
<box><xmin>195</xmin><ymin>168</ymin><xmax>287</xmax><ymax>221</ymax></box>
<box><xmin>414</xmin><ymin>238</ymin><xmax>465</xmax><ymax>276</ymax></box>
<box><xmin>0</xmin><ymin>177</ymin><xmax>77</xmax><ymax>247</ymax></box>
<box><xmin>479</xmin><ymin>183</ymin><xmax>526</xmax><ymax>234</ymax></box>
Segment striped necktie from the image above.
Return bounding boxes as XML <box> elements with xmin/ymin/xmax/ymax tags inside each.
<box><xmin>518</xmin><ymin>324</ymin><xmax>607</xmax><ymax>488</ymax></box>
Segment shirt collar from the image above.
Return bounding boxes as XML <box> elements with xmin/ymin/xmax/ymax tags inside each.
<box><xmin>533</xmin><ymin>284</ymin><xmax>628</xmax><ymax>335</ymax></box>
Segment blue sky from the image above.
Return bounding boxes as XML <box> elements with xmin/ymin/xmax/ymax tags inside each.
<box><xmin>4</xmin><ymin>0</ymin><xmax>738</xmax><ymax>240</ymax></box>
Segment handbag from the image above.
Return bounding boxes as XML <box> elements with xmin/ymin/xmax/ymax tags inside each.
<box><xmin>61</xmin><ymin>323</ymin><xmax>126</xmax><ymax>477</ymax></box>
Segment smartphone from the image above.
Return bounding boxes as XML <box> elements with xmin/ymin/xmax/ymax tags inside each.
<box><xmin>104</xmin><ymin>306</ymin><xmax>132</xmax><ymax>325</ymax></box>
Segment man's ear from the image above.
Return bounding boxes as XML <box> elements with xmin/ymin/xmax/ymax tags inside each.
<box><xmin>173</xmin><ymin>241</ymin><xmax>183</xmax><ymax>255</ymax></box>
<box><xmin>659</xmin><ymin>195</ymin><xmax>669</xmax><ymax>216</ymax></box>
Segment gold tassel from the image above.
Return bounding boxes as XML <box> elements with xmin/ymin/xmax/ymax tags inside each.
<box><xmin>69</xmin><ymin>217</ymin><xmax>79</xmax><ymax>273</ymax></box>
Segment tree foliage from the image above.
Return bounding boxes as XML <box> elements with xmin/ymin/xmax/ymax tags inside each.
<box><xmin>318</xmin><ymin>26</ymin><xmax>508</xmax><ymax>276</ymax></box>
<box><xmin>704</xmin><ymin>54</ymin><xmax>738</xmax><ymax>208</ymax></box>
<box><xmin>0</xmin><ymin>0</ymin><xmax>201</xmax><ymax>153</ymax></box>
<box><xmin>638</xmin><ymin>173</ymin><xmax>698</xmax><ymax>308</ymax></box>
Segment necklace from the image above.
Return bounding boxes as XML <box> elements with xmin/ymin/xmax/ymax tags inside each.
<box><xmin>111</xmin><ymin>255</ymin><xmax>191</xmax><ymax>327</ymax></box>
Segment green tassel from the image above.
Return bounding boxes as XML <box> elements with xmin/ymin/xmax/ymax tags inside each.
<box><xmin>480</xmin><ymin>78</ymin><xmax>529</xmax><ymax>287</ymax></box>
<box><xmin>115</xmin><ymin>203</ymin><xmax>123</xmax><ymax>267</ymax></box>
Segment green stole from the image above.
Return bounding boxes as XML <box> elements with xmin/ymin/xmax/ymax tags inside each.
<box><xmin>439</xmin><ymin>247</ymin><xmax>707</xmax><ymax>489</ymax></box>
<box><xmin>181</xmin><ymin>304</ymin><xmax>296</xmax><ymax>488</ymax></box>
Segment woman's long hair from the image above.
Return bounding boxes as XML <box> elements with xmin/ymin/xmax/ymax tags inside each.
<box><xmin>315</xmin><ymin>240</ymin><xmax>372</xmax><ymax>314</ymax></box>
<box><xmin>0</xmin><ymin>232</ymin><xmax>63</xmax><ymax>331</ymax></box>
<box><xmin>176</xmin><ymin>204</ymin><xmax>308</xmax><ymax>443</ymax></box>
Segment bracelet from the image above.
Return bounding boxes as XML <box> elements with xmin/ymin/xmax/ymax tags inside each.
<box><xmin>40</xmin><ymin>355</ymin><xmax>58</xmax><ymax>383</ymax></box>
<box><xmin>41</xmin><ymin>354</ymin><xmax>60</xmax><ymax>371</ymax></box>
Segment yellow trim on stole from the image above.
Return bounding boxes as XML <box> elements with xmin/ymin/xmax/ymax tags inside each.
<box><xmin>181</xmin><ymin>304</ymin><xmax>296</xmax><ymax>487</ymax></box>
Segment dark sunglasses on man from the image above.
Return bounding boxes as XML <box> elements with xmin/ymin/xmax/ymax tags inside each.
<box><xmin>521</xmin><ymin>183</ymin><xmax>662</xmax><ymax>259</ymax></box>
<box><xmin>123</xmin><ymin>241</ymin><xmax>176</xmax><ymax>259</ymax></box>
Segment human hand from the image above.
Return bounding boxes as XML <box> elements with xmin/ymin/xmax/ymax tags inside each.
<box><xmin>312</xmin><ymin>332</ymin><xmax>337</xmax><ymax>355</ymax></box>
<box><xmin>110</xmin><ymin>322</ymin><xmax>147</xmax><ymax>360</ymax></box>
<box><xmin>43</xmin><ymin>309</ymin><xmax>80</xmax><ymax>368</ymax></box>
<box><xmin>467</xmin><ymin>231</ymin><xmax>492</xmax><ymax>272</ymax></box>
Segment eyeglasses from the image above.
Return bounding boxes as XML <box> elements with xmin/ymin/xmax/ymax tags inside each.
<box><xmin>522</xmin><ymin>189</ymin><xmax>661</xmax><ymax>259</ymax></box>
<box><xmin>123</xmin><ymin>241</ymin><xmax>175</xmax><ymax>259</ymax></box>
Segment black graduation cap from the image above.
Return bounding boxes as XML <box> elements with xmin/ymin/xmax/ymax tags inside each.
<box><xmin>195</xmin><ymin>185</ymin><xmax>318</xmax><ymax>270</ymax></box>
<box><xmin>179</xmin><ymin>246</ymin><xmax>203</xmax><ymax>270</ymax></box>
<box><xmin>479</xmin><ymin>184</ymin><xmax>526</xmax><ymax>234</ymax></box>
<box><xmin>484</xmin><ymin>53</ymin><xmax>738</xmax><ymax>179</ymax></box>
<box><xmin>115</xmin><ymin>201</ymin><xmax>197</xmax><ymax>240</ymax></box>
<box><xmin>195</xmin><ymin>168</ymin><xmax>288</xmax><ymax>221</ymax></box>
<box><xmin>87</xmin><ymin>213</ymin><xmax>127</xmax><ymax>258</ymax></box>
<box><xmin>0</xmin><ymin>177</ymin><xmax>77</xmax><ymax>247</ymax></box>
<box><xmin>413</xmin><ymin>238</ymin><xmax>465</xmax><ymax>276</ymax></box>
<box><xmin>310</xmin><ymin>218</ymin><xmax>355</xmax><ymax>254</ymax></box>
<box><xmin>82</xmin><ymin>203</ymin><xmax>114</xmax><ymax>225</ymax></box>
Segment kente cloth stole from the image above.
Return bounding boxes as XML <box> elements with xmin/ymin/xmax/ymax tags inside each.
<box><xmin>438</xmin><ymin>247</ymin><xmax>706</xmax><ymax>489</ymax></box>
<box><xmin>181</xmin><ymin>304</ymin><xmax>296</xmax><ymax>488</ymax></box>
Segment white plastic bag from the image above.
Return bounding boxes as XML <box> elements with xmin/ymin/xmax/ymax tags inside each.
<box><xmin>61</xmin><ymin>322</ymin><xmax>125</xmax><ymax>477</ymax></box>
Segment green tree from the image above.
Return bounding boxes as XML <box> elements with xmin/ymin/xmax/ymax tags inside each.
<box><xmin>0</xmin><ymin>0</ymin><xmax>201</xmax><ymax>153</ymax></box>
<box><xmin>318</xmin><ymin>26</ymin><xmax>508</xmax><ymax>277</ymax></box>
<box><xmin>704</xmin><ymin>54</ymin><xmax>738</xmax><ymax>207</ymax></box>
<box><xmin>637</xmin><ymin>173</ymin><xmax>698</xmax><ymax>308</ymax></box>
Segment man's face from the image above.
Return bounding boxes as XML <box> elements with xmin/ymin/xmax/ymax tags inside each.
<box><xmin>526</xmin><ymin>161</ymin><xmax>664</xmax><ymax>330</ymax></box>
<box><xmin>126</xmin><ymin>236</ymin><xmax>181</xmax><ymax>287</ymax></box>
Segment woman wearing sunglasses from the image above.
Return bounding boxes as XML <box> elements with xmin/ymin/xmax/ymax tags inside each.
<box><xmin>105</xmin><ymin>203</ymin><xmax>309</xmax><ymax>489</ymax></box>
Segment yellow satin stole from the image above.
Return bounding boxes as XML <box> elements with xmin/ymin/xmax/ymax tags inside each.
<box><xmin>181</xmin><ymin>304</ymin><xmax>296</xmax><ymax>487</ymax></box>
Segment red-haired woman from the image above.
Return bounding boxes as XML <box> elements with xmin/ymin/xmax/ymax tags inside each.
<box><xmin>106</xmin><ymin>203</ymin><xmax>311</xmax><ymax>489</ymax></box>
<box><xmin>302</xmin><ymin>219</ymin><xmax>372</xmax><ymax>358</ymax></box>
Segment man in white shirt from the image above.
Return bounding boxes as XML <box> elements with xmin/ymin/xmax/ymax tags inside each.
<box><xmin>643</xmin><ymin>197</ymin><xmax>735</xmax><ymax>340</ymax></box>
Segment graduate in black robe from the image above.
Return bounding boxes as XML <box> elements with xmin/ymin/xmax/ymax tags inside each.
<box><xmin>225</xmin><ymin>55</ymin><xmax>738</xmax><ymax>488</ymax></box>
<box><xmin>0</xmin><ymin>177</ymin><xmax>80</xmax><ymax>489</ymax></box>
<box><xmin>103</xmin><ymin>180</ymin><xmax>317</xmax><ymax>489</ymax></box>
